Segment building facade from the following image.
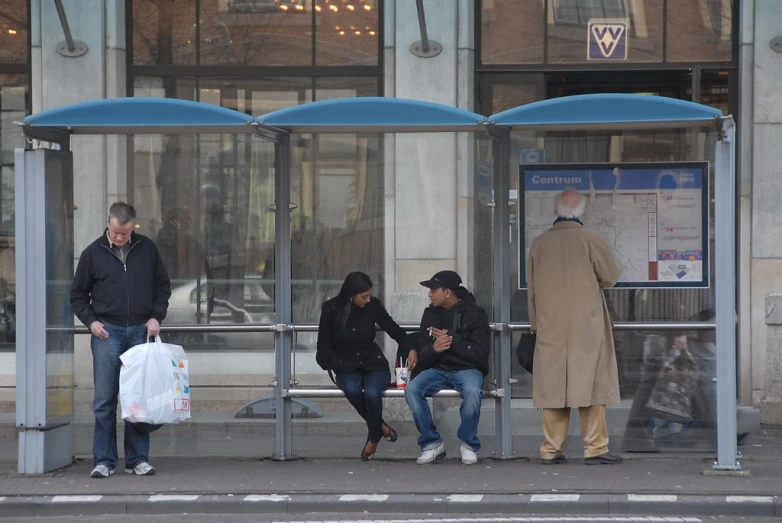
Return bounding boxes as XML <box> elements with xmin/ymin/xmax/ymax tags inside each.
<box><xmin>1</xmin><ymin>0</ymin><xmax>781</xmax><ymax>431</ymax></box>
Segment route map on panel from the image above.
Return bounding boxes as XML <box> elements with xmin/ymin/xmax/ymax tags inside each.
<box><xmin>520</xmin><ymin>163</ymin><xmax>708</xmax><ymax>288</ymax></box>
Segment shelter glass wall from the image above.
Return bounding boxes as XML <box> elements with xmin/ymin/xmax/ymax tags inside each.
<box><xmin>509</xmin><ymin>126</ymin><xmax>719</xmax><ymax>452</ymax></box>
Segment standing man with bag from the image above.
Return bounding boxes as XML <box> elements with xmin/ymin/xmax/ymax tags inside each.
<box><xmin>71</xmin><ymin>202</ymin><xmax>171</xmax><ymax>478</ymax></box>
<box><xmin>527</xmin><ymin>189</ymin><xmax>624</xmax><ymax>465</ymax></box>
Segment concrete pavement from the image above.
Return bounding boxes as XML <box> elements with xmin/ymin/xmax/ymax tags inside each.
<box><xmin>0</xmin><ymin>429</ymin><xmax>780</xmax><ymax>518</ymax></box>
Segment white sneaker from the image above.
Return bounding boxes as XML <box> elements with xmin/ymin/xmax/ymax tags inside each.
<box><xmin>460</xmin><ymin>445</ymin><xmax>478</xmax><ymax>465</ymax></box>
<box><xmin>125</xmin><ymin>462</ymin><xmax>156</xmax><ymax>476</ymax></box>
<box><xmin>89</xmin><ymin>464</ymin><xmax>115</xmax><ymax>478</ymax></box>
<box><xmin>416</xmin><ymin>442</ymin><xmax>446</xmax><ymax>464</ymax></box>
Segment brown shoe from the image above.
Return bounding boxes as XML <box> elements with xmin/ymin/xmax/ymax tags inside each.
<box><xmin>541</xmin><ymin>454</ymin><xmax>567</xmax><ymax>465</ymax></box>
<box><xmin>584</xmin><ymin>452</ymin><xmax>623</xmax><ymax>465</ymax></box>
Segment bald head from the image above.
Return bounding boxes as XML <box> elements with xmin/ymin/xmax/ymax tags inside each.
<box><xmin>555</xmin><ymin>189</ymin><xmax>585</xmax><ymax>219</ymax></box>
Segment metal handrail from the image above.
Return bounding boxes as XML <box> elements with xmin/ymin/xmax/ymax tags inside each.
<box><xmin>56</xmin><ymin>321</ymin><xmax>715</xmax><ymax>336</ymax></box>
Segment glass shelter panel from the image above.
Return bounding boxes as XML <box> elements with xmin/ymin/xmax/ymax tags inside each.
<box><xmin>290</xmin><ymin>131</ymin><xmax>495</xmax><ymax>455</ymax></box>
<box><xmin>509</xmin><ymin>127</ymin><xmax>718</xmax><ymax>453</ymax></box>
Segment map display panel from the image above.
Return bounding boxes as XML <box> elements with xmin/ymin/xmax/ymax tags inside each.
<box><xmin>519</xmin><ymin>162</ymin><xmax>709</xmax><ymax>289</ymax></box>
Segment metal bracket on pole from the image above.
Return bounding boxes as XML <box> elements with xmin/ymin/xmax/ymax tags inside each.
<box><xmin>54</xmin><ymin>0</ymin><xmax>88</xmax><ymax>58</ymax></box>
<box><xmin>410</xmin><ymin>0</ymin><xmax>442</xmax><ymax>58</ymax></box>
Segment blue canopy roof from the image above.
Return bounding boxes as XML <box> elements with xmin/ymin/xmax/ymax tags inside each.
<box><xmin>257</xmin><ymin>97</ymin><xmax>487</xmax><ymax>132</ymax></box>
<box><xmin>23</xmin><ymin>98</ymin><xmax>256</xmax><ymax>135</ymax></box>
<box><xmin>489</xmin><ymin>94</ymin><xmax>722</xmax><ymax>130</ymax></box>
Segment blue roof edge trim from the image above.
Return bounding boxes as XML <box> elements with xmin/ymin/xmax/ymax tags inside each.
<box><xmin>256</xmin><ymin>97</ymin><xmax>487</xmax><ymax>128</ymax></box>
<box><xmin>24</xmin><ymin>98</ymin><xmax>255</xmax><ymax>128</ymax></box>
<box><xmin>489</xmin><ymin>94</ymin><xmax>722</xmax><ymax>127</ymax></box>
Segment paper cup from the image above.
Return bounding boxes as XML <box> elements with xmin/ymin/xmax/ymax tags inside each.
<box><xmin>395</xmin><ymin>367</ymin><xmax>409</xmax><ymax>388</ymax></box>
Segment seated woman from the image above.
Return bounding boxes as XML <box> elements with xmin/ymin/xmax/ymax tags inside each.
<box><xmin>316</xmin><ymin>272</ymin><xmax>414</xmax><ymax>461</ymax></box>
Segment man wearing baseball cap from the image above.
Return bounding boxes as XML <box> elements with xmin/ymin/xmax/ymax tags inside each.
<box><xmin>404</xmin><ymin>270</ymin><xmax>491</xmax><ymax>465</ymax></box>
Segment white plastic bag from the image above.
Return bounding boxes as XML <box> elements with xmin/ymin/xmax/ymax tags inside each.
<box><xmin>119</xmin><ymin>337</ymin><xmax>191</xmax><ymax>424</ymax></box>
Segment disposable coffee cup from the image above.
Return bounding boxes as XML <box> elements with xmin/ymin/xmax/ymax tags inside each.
<box><xmin>395</xmin><ymin>367</ymin><xmax>409</xmax><ymax>388</ymax></box>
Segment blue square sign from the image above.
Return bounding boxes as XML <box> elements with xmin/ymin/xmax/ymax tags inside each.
<box><xmin>587</xmin><ymin>20</ymin><xmax>628</xmax><ymax>61</ymax></box>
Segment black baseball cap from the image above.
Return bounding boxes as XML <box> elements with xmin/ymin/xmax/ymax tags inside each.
<box><xmin>420</xmin><ymin>270</ymin><xmax>462</xmax><ymax>291</ymax></box>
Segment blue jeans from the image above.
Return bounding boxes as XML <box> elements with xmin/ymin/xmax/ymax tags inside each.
<box><xmin>335</xmin><ymin>370</ymin><xmax>390</xmax><ymax>443</ymax></box>
<box><xmin>91</xmin><ymin>323</ymin><xmax>150</xmax><ymax>469</ymax></box>
<box><xmin>404</xmin><ymin>368</ymin><xmax>484</xmax><ymax>452</ymax></box>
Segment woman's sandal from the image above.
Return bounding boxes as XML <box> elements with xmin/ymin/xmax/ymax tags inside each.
<box><xmin>382</xmin><ymin>423</ymin><xmax>398</xmax><ymax>443</ymax></box>
<box><xmin>361</xmin><ymin>438</ymin><xmax>378</xmax><ymax>461</ymax></box>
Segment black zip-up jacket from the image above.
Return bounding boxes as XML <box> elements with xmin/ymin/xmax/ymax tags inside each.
<box><xmin>70</xmin><ymin>230</ymin><xmax>171</xmax><ymax>328</ymax></box>
<box><xmin>316</xmin><ymin>297</ymin><xmax>407</xmax><ymax>376</ymax></box>
<box><xmin>413</xmin><ymin>288</ymin><xmax>491</xmax><ymax>376</ymax></box>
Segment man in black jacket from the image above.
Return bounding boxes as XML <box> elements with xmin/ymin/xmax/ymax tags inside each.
<box><xmin>70</xmin><ymin>202</ymin><xmax>171</xmax><ymax>479</ymax></box>
<box><xmin>405</xmin><ymin>270</ymin><xmax>490</xmax><ymax>465</ymax></box>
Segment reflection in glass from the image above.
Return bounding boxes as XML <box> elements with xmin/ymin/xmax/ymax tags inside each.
<box><xmin>0</xmin><ymin>74</ymin><xmax>26</xmax><ymax>349</ymax></box>
<box><xmin>0</xmin><ymin>0</ymin><xmax>27</xmax><ymax>64</ymax></box>
<box><xmin>481</xmin><ymin>0</ymin><xmax>544</xmax><ymax>64</ymax></box>
<box><xmin>547</xmin><ymin>0</ymin><xmax>663</xmax><ymax>63</ymax></box>
<box><xmin>315</xmin><ymin>0</ymin><xmax>379</xmax><ymax>65</ymax></box>
<box><xmin>132</xmin><ymin>0</ymin><xmax>197</xmax><ymax>65</ymax></box>
<box><xmin>666</xmin><ymin>0</ymin><xmax>733</xmax><ymax>62</ymax></box>
<box><xmin>45</xmin><ymin>152</ymin><xmax>75</xmax><ymax>422</ymax></box>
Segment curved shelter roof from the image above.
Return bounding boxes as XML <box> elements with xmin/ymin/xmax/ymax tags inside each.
<box><xmin>256</xmin><ymin>97</ymin><xmax>488</xmax><ymax>133</ymax></box>
<box><xmin>488</xmin><ymin>93</ymin><xmax>722</xmax><ymax>130</ymax></box>
<box><xmin>22</xmin><ymin>98</ymin><xmax>256</xmax><ymax>135</ymax></box>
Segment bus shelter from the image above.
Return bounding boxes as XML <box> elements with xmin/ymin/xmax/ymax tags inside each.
<box><xmin>15</xmin><ymin>94</ymin><xmax>738</xmax><ymax>473</ymax></box>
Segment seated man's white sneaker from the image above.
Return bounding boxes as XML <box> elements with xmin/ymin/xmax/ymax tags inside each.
<box><xmin>89</xmin><ymin>464</ymin><xmax>115</xmax><ymax>478</ymax></box>
<box><xmin>416</xmin><ymin>442</ymin><xmax>446</xmax><ymax>464</ymax></box>
<box><xmin>460</xmin><ymin>445</ymin><xmax>478</xmax><ymax>465</ymax></box>
<box><xmin>125</xmin><ymin>462</ymin><xmax>156</xmax><ymax>476</ymax></box>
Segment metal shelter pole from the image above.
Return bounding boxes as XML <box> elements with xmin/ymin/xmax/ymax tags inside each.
<box><xmin>713</xmin><ymin>116</ymin><xmax>739</xmax><ymax>470</ymax></box>
<box><xmin>273</xmin><ymin>131</ymin><xmax>294</xmax><ymax>460</ymax></box>
<box><xmin>490</xmin><ymin>126</ymin><xmax>513</xmax><ymax>459</ymax></box>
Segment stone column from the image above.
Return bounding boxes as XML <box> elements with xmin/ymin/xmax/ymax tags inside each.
<box><xmin>749</xmin><ymin>0</ymin><xmax>782</xmax><ymax>406</ymax></box>
<box><xmin>761</xmin><ymin>291</ymin><xmax>782</xmax><ymax>423</ymax></box>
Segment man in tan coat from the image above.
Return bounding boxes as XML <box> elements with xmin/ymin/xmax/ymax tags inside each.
<box><xmin>527</xmin><ymin>189</ymin><xmax>624</xmax><ymax>465</ymax></box>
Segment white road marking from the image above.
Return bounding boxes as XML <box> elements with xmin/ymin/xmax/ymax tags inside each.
<box><xmin>270</xmin><ymin>518</ymin><xmax>701</xmax><ymax>523</ymax></box>
<box><xmin>339</xmin><ymin>494</ymin><xmax>389</xmax><ymax>501</ymax></box>
<box><xmin>148</xmin><ymin>494</ymin><xmax>199</xmax><ymax>502</ymax></box>
<box><xmin>448</xmin><ymin>494</ymin><xmax>484</xmax><ymax>502</ymax></box>
<box><xmin>244</xmin><ymin>494</ymin><xmax>289</xmax><ymax>502</ymax></box>
<box><xmin>0</xmin><ymin>497</ymin><xmax>4</xmax><ymax>503</ymax></box>
<box><xmin>627</xmin><ymin>494</ymin><xmax>677</xmax><ymax>502</ymax></box>
<box><xmin>530</xmin><ymin>494</ymin><xmax>581</xmax><ymax>502</ymax></box>
<box><xmin>726</xmin><ymin>495</ymin><xmax>774</xmax><ymax>503</ymax></box>
<box><xmin>51</xmin><ymin>495</ymin><xmax>102</xmax><ymax>503</ymax></box>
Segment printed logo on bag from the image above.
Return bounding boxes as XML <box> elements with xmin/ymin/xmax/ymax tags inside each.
<box><xmin>184</xmin><ymin>386</ymin><xmax>189</xmax><ymax>394</ymax></box>
<box><xmin>178</xmin><ymin>361</ymin><xmax>185</xmax><ymax>368</ymax></box>
<box><xmin>174</xmin><ymin>399</ymin><xmax>190</xmax><ymax>412</ymax></box>
<box><xmin>587</xmin><ymin>19</ymin><xmax>628</xmax><ymax>60</ymax></box>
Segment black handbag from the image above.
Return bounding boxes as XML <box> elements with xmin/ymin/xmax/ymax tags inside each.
<box><xmin>516</xmin><ymin>332</ymin><xmax>536</xmax><ymax>374</ymax></box>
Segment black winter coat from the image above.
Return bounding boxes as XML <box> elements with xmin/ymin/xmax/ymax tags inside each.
<box><xmin>316</xmin><ymin>297</ymin><xmax>407</xmax><ymax>376</ymax></box>
<box><xmin>70</xmin><ymin>230</ymin><xmax>171</xmax><ymax>328</ymax></box>
<box><xmin>413</xmin><ymin>289</ymin><xmax>491</xmax><ymax>376</ymax></box>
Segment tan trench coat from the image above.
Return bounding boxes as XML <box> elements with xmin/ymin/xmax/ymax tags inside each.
<box><xmin>527</xmin><ymin>221</ymin><xmax>623</xmax><ymax>408</ymax></box>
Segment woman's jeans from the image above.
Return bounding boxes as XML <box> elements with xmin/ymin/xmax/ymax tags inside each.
<box><xmin>91</xmin><ymin>323</ymin><xmax>150</xmax><ymax>469</ymax></box>
<box><xmin>404</xmin><ymin>368</ymin><xmax>484</xmax><ymax>452</ymax></box>
<box><xmin>335</xmin><ymin>370</ymin><xmax>390</xmax><ymax>443</ymax></box>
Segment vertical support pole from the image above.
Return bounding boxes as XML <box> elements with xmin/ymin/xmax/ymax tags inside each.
<box><xmin>713</xmin><ymin>117</ymin><xmax>739</xmax><ymax>470</ymax></box>
<box><xmin>491</xmin><ymin>128</ymin><xmax>513</xmax><ymax>458</ymax></box>
<box><xmin>15</xmin><ymin>148</ymin><xmax>74</xmax><ymax>474</ymax></box>
<box><xmin>273</xmin><ymin>132</ymin><xmax>293</xmax><ymax>461</ymax></box>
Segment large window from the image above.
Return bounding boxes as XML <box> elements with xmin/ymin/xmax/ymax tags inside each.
<box><xmin>0</xmin><ymin>0</ymin><xmax>29</xmax><ymax>351</ymax></box>
<box><xmin>128</xmin><ymin>1</ymin><xmax>383</xmax><ymax>353</ymax></box>
<box><xmin>480</xmin><ymin>0</ymin><xmax>735</xmax><ymax>66</ymax></box>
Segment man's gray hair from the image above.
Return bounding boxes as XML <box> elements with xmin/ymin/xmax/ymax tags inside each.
<box><xmin>108</xmin><ymin>202</ymin><xmax>137</xmax><ymax>225</ymax></box>
<box><xmin>554</xmin><ymin>189</ymin><xmax>586</xmax><ymax>219</ymax></box>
